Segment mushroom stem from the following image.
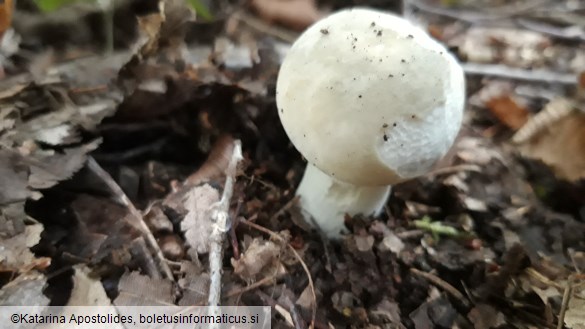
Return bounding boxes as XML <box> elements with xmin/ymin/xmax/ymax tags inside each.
<box><xmin>296</xmin><ymin>163</ymin><xmax>391</xmax><ymax>238</ymax></box>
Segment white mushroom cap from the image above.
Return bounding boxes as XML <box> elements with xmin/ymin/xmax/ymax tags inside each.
<box><xmin>276</xmin><ymin>8</ymin><xmax>465</xmax><ymax>186</ymax></box>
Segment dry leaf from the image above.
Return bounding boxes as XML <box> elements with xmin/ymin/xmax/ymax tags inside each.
<box><xmin>185</xmin><ymin>135</ymin><xmax>235</xmax><ymax>185</ymax></box>
<box><xmin>513</xmin><ymin>97</ymin><xmax>574</xmax><ymax>144</ymax></box>
<box><xmin>0</xmin><ymin>223</ymin><xmax>45</xmax><ymax>272</ymax></box>
<box><xmin>28</xmin><ymin>140</ymin><xmax>101</xmax><ymax>189</ymax></box>
<box><xmin>455</xmin><ymin>27</ymin><xmax>550</xmax><ymax>67</ymax></box>
<box><xmin>517</xmin><ymin>113</ymin><xmax>585</xmax><ymax>181</ymax></box>
<box><xmin>486</xmin><ymin>95</ymin><xmax>529</xmax><ymax>130</ymax></box>
<box><xmin>456</xmin><ymin>137</ymin><xmax>504</xmax><ymax>165</ymax></box>
<box><xmin>231</xmin><ymin>237</ymin><xmax>284</xmax><ymax>282</ymax></box>
<box><xmin>114</xmin><ymin>271</ymin><xmax>174</xmax><ymax>306</ymax></box>
<box><xmin>566</xmin><ymin>293</ymin><xmax>585</xmax><ymax>329</ymax></box>
<box><xmin>177</xmin><ymin>261</ymin><xmax>210</xmax><ymax>306</ymax></box>
<box><xmin>251</xmin><ymin>0</ymin><xmax>322</xmax><ymax>31</ymax></box>
<box><xmin>0</xmin><ymin>0</ymin><xmax>13</xmax><ymax>36</ymax></box>
<box><xmin>354</xmin><ymin>235</ymin><xmax>374</xmax><ymax>252</ymax></box>
<box><xmin>0</xmin><ymin>150</ymin><xmax>31</xmax><ymax>204</ymax></box>
<box><xmin>121</xmin><ymin>0</ymin><xmax>195</xmax><ymax>77</ymax></box>
<box><xmin>181</xmin><ymin>184</ymin><xmax>220</xmax><ymax>256</ymax></box>
<box><xmin>467</xmin><ymin>304</ymin><xmax>506</xmax><ymax>329</ymax></box>
<box><xmin>67</xmin><ymin>265</ymin><xmax>111</xmax><ymax>306</ymax></box>
<box><xmin>0</xmin><ymin>271</ymin><xmax>49</xmax><ymax>306</ymax></box>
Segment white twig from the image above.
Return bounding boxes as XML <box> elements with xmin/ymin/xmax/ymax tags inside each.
<box><xmin>208</xmin><ymin>140</ymin><xmax>243</xmax><ymax>321</ymax></box>
<box><xmin>462</xmin><ymin>62</ymin><xmax>578</xmax><ymax>85</ymax></box>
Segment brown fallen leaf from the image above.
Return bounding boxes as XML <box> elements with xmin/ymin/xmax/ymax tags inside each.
<box><xmin>513</xmin><ymin>97</ymin><xmax>574</xmax><ymax>144</ymax></box>
<box><xmin>467</xmin><ymin>303</ymin><xmax>506</xmax><ymax>329</ymax></box>
<box><xmin>0</xmin><ymin>223</ymin><xmax>46</xmax><ymax>273</ymax></box>
<box><xmin>185</xmin><ymin>135</ymin><xmax>235</xmax><ymax>185</ymax></box>
<box><xmin>566</xmin><ymin>294</ymin><xmax>585</xmax><ymax>329</ymax></box>
<box><xmin>231</xmin><ymin>236</ymin><xmax>285</xmax><ymax>282</ymax></box>
<box><xmin>250</xmin><ymin>0</ymin><xmax>322</xmax><ymax>31</ymax></box>
<box><xmin>0</xmin><ymin>150</ymin><xmax>32</xmax><ymax>205</ymax></box>
<box><xmin>486</xmin><ymin>95</ymin><xmax>529</xmax><ymax>130</ymax></box>
<box><xmin>67</xmin><ymin>265</ymin><xmax>111</xmax><ymax>306</ymax></box>
<box><xmin>517</xmin><ymin>113</ymin><xmax>585</xmax><ymax>181</ymax></box>
<box><xmin>177</xmin><ymin>261</ymin><xmax>210</xmax><ymax>306</ymax></box>
<box><xmin>114</xmin><ymin>271</ymin><xmax>174</xmax><ymax>306</ymax></box>
<box><xmin>0</xmin><ymin>271</ymin><xmax>49</xmax><ymax>306</ymax></box>
<box><xmin>0</xmin><ymin>0</ymin><xmax>13</xmax><ymax>37</ymax></box>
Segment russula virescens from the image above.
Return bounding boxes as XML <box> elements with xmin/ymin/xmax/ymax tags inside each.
<box><xmin>276</xmin><ymin>8</ymin><xmax>465</xmax><ymax>237</ymax></box>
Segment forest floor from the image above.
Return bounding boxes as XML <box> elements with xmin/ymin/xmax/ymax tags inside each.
<box><xmin>0</xmin><ymin>0</ymin><xmax>584</xmax><ymax>328</ymax></box>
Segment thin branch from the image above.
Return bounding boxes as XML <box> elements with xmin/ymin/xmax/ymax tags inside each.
<box><xmin>87</xmin><ymin>157</ymin><xmax>174</xmax><ymax>280</ymax></box>
<box><xmin>462</xmin><ymin>62</ymin><xmax>578</xmax><ymax>85</ymax></box>
<box><xmin>207</xmin><ymin>140</ymin><xmax>243</xmax><ymax>319</ymax></box>
<box><xmin>223</xmin><ymin>272</ymin><xmax>284</xmax><ymax>298</ymax></box>
<box><xmin>239</xmin><ymin>219</ymin><xmax>317</xmax><ymax>329</ymax></box>
<box><xmin>556</xmin><ymin>275</ymin><xmax>574</xmax><ymax>329</ymax></box>
<box><xmin>410</xmin><ymin>268</ymin><xmax>471</xmax><ymax>308</ymax></box>
<box><xmin>406</xmin><ymin>0</ymin><xmax>550</xmax><ymax>23</ymax></box>
<box><xmin>517</xmin><ymin>18</ymin><xmax>585</xmax><ymax>42</ymax></box>
<box><xmin>231</xmin><ymin>11</ymin><xmax>298</xmax><ymax>43</ymax></box>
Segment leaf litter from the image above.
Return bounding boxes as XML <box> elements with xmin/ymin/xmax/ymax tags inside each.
<box><xmin>0</xmin><ymin>0</ymin><xmax>584</xmax><ymax>328</ymax></box>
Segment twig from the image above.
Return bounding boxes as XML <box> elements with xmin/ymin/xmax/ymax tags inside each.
<box><xmin>231</xmin><ymin>11</ymin><xmax>298</xmax><ymax>43</ymax></box>
<box><xmin>407</xmin><ymin>0</ymin><xmax>550</xmax><ymax>23</ymax></box>
<box><xmin>410</xmin><ymin>268</ymin><xmax>471</xmax><ymax>308</ymax></box>
<box><xmin>395</xmin><ymin>229</ymin><xmax>425</xmax><ymax>239</ymax></box>
<box><xmin>87</xmin><ymin>157</ymin><xmax>174</xmax><ymax>280</ymax></box>
<box><xmin>425</xmin><ymin>164</ymin><xmax>481</xmax><ymax>177</ymax></box>
<box><xmin>223</xmin><ymin>273</ymin><xmax>283</xmax><ymax>298</ymax></box>
<box><xmin>97</xmin><ymin>0</ymin><xmax>115</xmax><ymax>54</ymax></box>
<box><xmin>557</xmin><ymin>275</ymin><xmax>574</xmax><ymax>329</ymax></box>
<box><xmin>517</xmin><ymin>18</ymin><xmax>585</xmax><ymax>41</ymax></box>
<box><xmin>131</xmin><ymin>237</ymin><xmax>161</xmax><ymax>279</ymax></box>
<box><xmin>282</xmin><ymin>294</ymin><xmax>307</xmax><ymax>329</ymax></box>
<box><xmin>462</xmin><ymin>62</ymin><xmax>578</xmax><ymax>85</ymax></box>
<box><xmin>268</xmin><ymin>195</ymin><xmax>299</xmax><ymax>223</ymax></box>
<box><xmin>207</xmin><ymin>140</ymin><xmax>243</xmax><ymax>319</ymax></box>
<box><xmin>239</xmin><ymin>219</ymin><xmax>317</xmax><ymax>329</ymax></box>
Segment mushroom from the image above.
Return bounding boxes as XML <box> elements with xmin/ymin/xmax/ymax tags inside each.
<box><xmin>276</xmin><ymin>8</ymin><xmax>465</xmax><ymax>237</ymax></box>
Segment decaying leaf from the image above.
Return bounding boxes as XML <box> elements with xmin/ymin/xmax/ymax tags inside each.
<box><xmin>0</xmin><ymin>223</ymin><xmax>46</xmax><ymax>272</ymax></box>
<box><xmin>0</xmin><ymin>150</ymin><xmax>32</xmax><ymax>204</ymax></box>
<box><xmin>517</xmin><ymin>113</ymin><xmax>585</xmax><ymax>181</ymax></box>
<box><xmin>184</xmin><ymin>135</ymin><xmax>236</xmax><ymax>186</ymax></box>
<box><xmin>181</xmin><ymin>184</ymin><xmax>220</xmax><ymax>256</ymax></box>
<box><xmin>114</xmin><ymin>271</ymin><xmax>174</xmax><ymax>306</ymax></box>
<box><xmin>454</xmin><ymin>27</ymin><xmax>550</xmax><ymax>67</ymax></box>
<box><xmin>566</xmin><ymin>294</ymin><xmax>585</xmax><ymax>329</ymax></box>
<box><xmin>0</xmin><ymin>271</ymin><xmax>50</xmax><ymax>306</ymax></box>
<box><xmin>119</xmin><ymin>0</ymin><xmax>195</xmax><ymax>85</ymax></box>
<box><xmin>177</xmin><ymin>261</ymin><xmax>210</xmax><ymax>306</ymax></box>
<box><xmin>467</xmin><ymin>303</ymin><xmax>506</xmax><ymax>329</ymax></box>
<box><xmin>67</xmin><ymin>265</ymin><xmax>111</xmax><ymax>306</ymax></box>
<box><xmin>231</xmin><ymin>236</ymin><xmax>285</xmax><ymax>282</ymax></box>
<box><xmin>28</xmin><ymin>140</ymin><xmax>101</xmax><ymax>189</ymax></box>
<box><xmin>250</xmin><ymin>0</ymin><xmax>322</xmax><ymax>31</ymax></box>
<box><xmin>513</xmin><ymin>97</ymin><xmax>575</xmax><ymax>144</ymax></box>
<box><xmin>485</xmin><ymin>95</ymin><xmax>529</xmax><ymax>130</ymax></box>
<box><xmin>0</xmin><ymin>0</ymin><xmax>13</xmax><ymax>36</ymax></box>
<box><xmin>456</xmin><ymin>137</ymin><xmax>504</xmax><ymax>165</ymax></box>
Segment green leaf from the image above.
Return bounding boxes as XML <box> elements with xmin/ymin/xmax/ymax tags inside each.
<box><xmin>186</xmin><ymin>0</ymin><xmax>213</xmax><ymax>21</ymax></box>
<box><xmin>34</xmin><ymin>0</ymin><xmax>79</xmax><ymax>12</ymax></box>
<box><xmin>413</xmin><ymin>216</ymin><xmax>461</xmax><ymax>238</ymax></box>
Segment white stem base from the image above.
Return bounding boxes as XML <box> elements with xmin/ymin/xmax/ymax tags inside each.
<box><xmin>296</xmin><ymin>164</ymin><xmax>391</xmax><ymax>238</ymax></box>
